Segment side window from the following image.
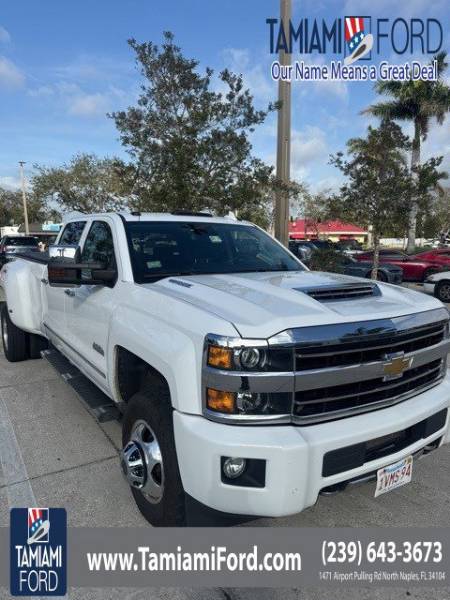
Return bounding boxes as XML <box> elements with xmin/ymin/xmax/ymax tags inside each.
<box><xmin>81</xmin><ymin>221</ymin><xmax>116</xmax><ymax>269</ymax></box>
<box><xmin>59</xmin><ymin>221</ymin><xmax>86</xmax><ymax>246</ymax></box>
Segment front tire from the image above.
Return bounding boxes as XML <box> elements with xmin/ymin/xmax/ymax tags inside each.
<box><xmin>1</xmin><ymin>304</ymin><xmax>28</xmax><ymax>362</ymax></box>
<box><xmin>121</xmin><ymin>376</ymin><xmax>186</xmax><ymax>526</ymax></box>
<box><xmin>434</xmin><ymin>280</ymin><xmax>450</xmax><ymax>303</ymax></box>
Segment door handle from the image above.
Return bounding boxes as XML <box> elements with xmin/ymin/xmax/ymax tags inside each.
<box><xmin>64</xmin><ymin>289</ymin><xmax>76</xmax><ymax>297</ymax></box>
<box><xmin>41</xmin><ymin>278</ymin><xmax>48</xmax><ymax>285</ymax></box>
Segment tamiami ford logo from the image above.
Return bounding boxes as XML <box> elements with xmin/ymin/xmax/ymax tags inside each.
<box><xmin>267</xmin><ymin>15</ymin><xmax>443</xmax><ymax>82</ymax></box>
<box><xmin>10</xmin><ymin>508</ymin><xmax>67</xmax><ymax>596</ymax></box>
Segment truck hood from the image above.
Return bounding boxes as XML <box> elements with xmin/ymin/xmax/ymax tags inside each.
<box><xmin>150</xmin><ymin>270</ymin><xmax>444</xmax><ymax>338</ymax></box>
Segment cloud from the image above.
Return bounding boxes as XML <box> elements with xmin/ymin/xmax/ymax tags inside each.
<box><xmin>313</xmin><ymin>175</ymin><xmax>343</xmax><ymax>193</ymax></box>
<box><xmin>344</xmin><ymin>0</ymin><xmax>446</xmax><ymax>17</ymax></box>
<box><xmin>290</xmin><ymin>126</ymin><xmax>330</xmax><ymax>183</ymax></box>
<box><xmin>27</xmin><ymin>85</ymin><xmax>55</xmax><ymax>97</ymax></box>
<box><xmin>291</xmin><ymin>126</ymin><xmax>328</xmax><ymax>165</ymax></box>
<box><xmin>0</xmin><ymin>175</ymin><xmax>21</xmax><ymax>191</ymax></box>
<box><xmin>27</xmin><ymin>79</ymin><xmax>129</xmax><ymax>118</ymax></box>
<box><xmin>0</xmin><ymin>26</ymin><xmax>11</xmax><ymax>44</ymax></box>
<box><xmin>0</xmin><ymin>56</ymin><xmax>25</xmax><ymax>89</ymax></box>
<box><xmin>67</xmin><ymin>92</ymin><xmax>110</xmax><ymax>117</ymax></box>
<box><xmin>52</xmin><ymin>54</ymin><xmax>135</xmax><ymax>85</ymax></box>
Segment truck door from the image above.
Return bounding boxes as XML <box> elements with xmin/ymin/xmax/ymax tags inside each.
<box><xmin>43</xmin><ymin>220</ymin><xmax>86</xmax><ymax>348</ymax></box>
<box><xmin>64</xmin><ymin>219</ymin><xmax>118</xmax><ymax>391</ymax></box>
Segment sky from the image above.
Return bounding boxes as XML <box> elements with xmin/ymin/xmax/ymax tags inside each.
<box><xmin>0</xmin><ymin>0</ymin><xmax>449</xmax><ymax>197</ymax></box>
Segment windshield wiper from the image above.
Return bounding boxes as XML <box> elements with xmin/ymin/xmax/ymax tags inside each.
<box><xmin>224</xmin><ymin>268</ymin><xmax>300</xmax><ymax>273</ymax></box>
<box><xmin>143</xmin><ymin>271</ymin><xmax>198</xmax><ymax>280</ymax></box>
<box><xmin>142</xmin><ymin>267</ymin><xmax>302</xmax><ymax>282</ymax></box>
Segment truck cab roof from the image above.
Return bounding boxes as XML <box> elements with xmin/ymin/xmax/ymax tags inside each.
<box><xmin>63</xmin><ymin>211</ymin><xmax>247</xmax><ymax>226</ymax></box>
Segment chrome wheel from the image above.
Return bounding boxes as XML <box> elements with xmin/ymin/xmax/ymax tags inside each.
<box><xmin>120</xmin><ymin>419</ymin><xmax>164</xmax><ymax>504</ymax></box>
<box><xmin>1</xmin><ymin>313</ymin><xmax>8</xmax><ymax>352</ymax></box>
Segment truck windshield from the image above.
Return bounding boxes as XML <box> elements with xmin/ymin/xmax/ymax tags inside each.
<box><xmin>125</xmin><ymin>221</ymin><xmax>304</xmax><ymax>283</ymax></box>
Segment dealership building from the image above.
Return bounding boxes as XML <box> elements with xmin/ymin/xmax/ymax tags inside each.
<box><xmin>289</xmin><ymin>219</ymin><xmax>368</xmax><ymax>244</ymax></box>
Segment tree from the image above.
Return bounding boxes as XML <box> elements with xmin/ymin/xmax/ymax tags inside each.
<box><xmin>419</xmin><ymin>187</ymin><xmax>450</xmax><ymax>240</ymax></box>
<box><xmin>302</xmin><ymin>190</ymin><xmax>332</xmax><ymax>239</ymax></box>
<box><xmin>364</xmin><ymin>52</ymin><xmax>450</xmax><ymax>252</ymax></box>
<box><xmin>109</xmin><ymin>32</ymin><xmax>280</xmax><ymax>225</ymax></box>
<box><xmin>330</xmin><ymin>120</ymin><xmax>415</xmax><ymax>279</ymax></box>
<box><xmin>0</xmin><ymin>187</ymin><xmax>48</xmax><ymax>226</ymax></box>
<box><xmin>32</xmin><ymin>154</ymin><xmax>132</xmax><ymax>214</ymax></box>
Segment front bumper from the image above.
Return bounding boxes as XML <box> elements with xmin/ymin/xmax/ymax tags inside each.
<box><xmin>174</xmin><ymin>374</ymin><xmax>450</xmax><ymax>517</ymax></box>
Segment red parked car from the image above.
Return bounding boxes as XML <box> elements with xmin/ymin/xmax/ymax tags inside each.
<box><xmin>355</xmin><ymin>249</ymin><xmax>442</xmax><ymax>282</ymax></box>
<box><xmin>413</xmin><ymin>248</ymin><xmax>450</xmax><ymax>266</ymax></box>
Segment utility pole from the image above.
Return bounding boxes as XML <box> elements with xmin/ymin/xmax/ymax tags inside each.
<box><xmin>19</xmin><ymin>161</ymin><xmax>29</xmax><ymax>235</ymax></box>
<box><xmin>274</xmin><ymin>0</ymin><xmax>292</xmax><ymax>246</ymax></box>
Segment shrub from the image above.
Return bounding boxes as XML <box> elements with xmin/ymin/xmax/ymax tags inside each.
<box><xmin>308</xmin><ymin>248</ymin><xmax>345</xmax><ymax>273</ymax></box>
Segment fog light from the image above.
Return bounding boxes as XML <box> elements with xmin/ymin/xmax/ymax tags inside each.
<box><xmin>236</xmin><ymin>391</ymin><xmax>269</xmax><ymax>413</ymax></box>
<box><xmin>222</xmin><ymin>457</ymin><xmax>246</xmax><ymax>479</ymax></box>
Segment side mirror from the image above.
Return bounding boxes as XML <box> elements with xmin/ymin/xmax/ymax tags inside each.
<box><xmin>48</xmin><ymin>244</ymin><xmax>79</xmax><ymax>260</ymax></box>
<box><xmin>48</xmin><ymin>259</ymin><xmax>117</xmax><ymax>287</ymax></box>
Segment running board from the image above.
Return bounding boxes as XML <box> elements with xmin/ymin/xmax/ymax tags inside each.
<box><xmin>41</xmin><ymin>347</ymin><xmax>121</xmax><ymax>423</ymax></box>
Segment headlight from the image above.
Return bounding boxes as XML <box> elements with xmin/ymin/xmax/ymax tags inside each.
<box><xmin>204</xmin><ymin>335</ymin><xmax>294</xmax><ymax>422</ymax></box>
<box><xmin>206</xmin><ymin>335</ymin><xmax>293</xmax><ymax>372</ymax></box>
<box><xmin>206</xmin><ymin>388</ymin><xmax>291</xmax><ymax>416</ymax></box>
<box><xmin>238</xmin><ymin>347</ymin><xmax>266</xmax><ymax>370</ymax></box>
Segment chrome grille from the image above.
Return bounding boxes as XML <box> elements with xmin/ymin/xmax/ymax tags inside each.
<box><xmin>295</xmin><ymin>320</ymin><xmax>447</xmax><ymax>371</ymax></box>
<box><xmin>294</xmin><ymin>359</ymin><xmax>443</xmax><ymax>420</ymax></box>
<box><xmin>288</xmin><ymin>311</ymin><xmax>449</xmax><ymax>424</ymax></box>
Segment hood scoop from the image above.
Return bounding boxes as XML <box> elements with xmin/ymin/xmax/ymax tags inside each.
<box><xmin>300</xmin><ymin>283</ymin><xmax>381</xmax><ymax>302</ymax></box>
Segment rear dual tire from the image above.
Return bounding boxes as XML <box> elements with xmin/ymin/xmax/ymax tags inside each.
<box><xmin>1</xmin><ymin>304</ymin><xmax>28</xmax><ymax>362</ymax></box>
<box><xmin>1</xmin><ymin>304</ymin><xmax>48</xmax><ymax>362</ymax></box>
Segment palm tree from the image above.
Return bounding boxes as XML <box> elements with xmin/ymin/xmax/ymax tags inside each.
<box><xmin>364</xmin><ymin>52</ymin><xmax>450</xmax><ymax>252</ymax></box>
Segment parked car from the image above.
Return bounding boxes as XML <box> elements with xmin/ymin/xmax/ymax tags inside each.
<box><xmin>0</xmin><ymin>235</ymin><xmax>41</xmax><ymax>265</ymax></box>
<box><xmin>289</xmin><ymin>240</ymin><xmax>334</xmax><ymax>262</ymax></box>
<box><xmin>423</xmin><ymin>271</ymin><xmax>450</xmax><ymax>303</ymax></box>
<box><xmin>335</xmin><ymin>239</ymin><xmax>364</xmax><ymax>255</ymax></box>
<box><xmin>337</xmin><ymin>255</ymin><xmax>403</xmax><ymax>283</ymax></box>
<box><xmin>1</xmin><ymin>212</ymin><xmax>450</xmax><ymax>526</ymax></box>
<box><xmin>307</xmin><ymin>239</ymin><xmax>334</xmax><ymax>250</ymax></box>
<box><xmin>355</xmin><ymin>249</ymin><xmax>442</xmax><ymax>282</ymax></box>
<box><xmin>414</xmin><ymin>248</ymin><xmax>450</xmax><ymax>267</ymax></box>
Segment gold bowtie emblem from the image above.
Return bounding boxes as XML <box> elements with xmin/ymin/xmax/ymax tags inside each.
<box><xmin>382</xmin><ymin>353</ymin><xmax>413</xmax><ymax>381</ymax></box>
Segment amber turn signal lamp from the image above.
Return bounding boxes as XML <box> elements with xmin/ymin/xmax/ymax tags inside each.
<box><xmin>207</xmin><ymin>345</ymin><xmax>233</xmax><ymax>369</ymax></box>
<box><xmin>206</xmin><ymin>389</ymin><xmax>236</xmax><ymax>413</ymax></box>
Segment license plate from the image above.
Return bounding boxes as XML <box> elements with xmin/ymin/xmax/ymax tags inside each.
<box><xmin>375</xmin><ymin>455</ymin><xmax>413</xmax><ymax>497</ymax></box>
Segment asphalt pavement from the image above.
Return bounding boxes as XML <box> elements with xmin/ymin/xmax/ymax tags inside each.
<box><xmin>0</xmin><ymin>284</ymin><xmax>450</xmax><ymax>599</ymax></box>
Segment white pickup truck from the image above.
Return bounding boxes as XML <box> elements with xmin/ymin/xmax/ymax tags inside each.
<box><xmin>1</xmin><ymin>212</ymin><xmax>450</xmax><ymax>526</ymax></box>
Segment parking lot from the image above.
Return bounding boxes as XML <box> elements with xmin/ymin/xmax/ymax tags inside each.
<box><xmin>1</xmin><ymin>283</ymin><xmax>450</xmax><ymax>599</ymax></box>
